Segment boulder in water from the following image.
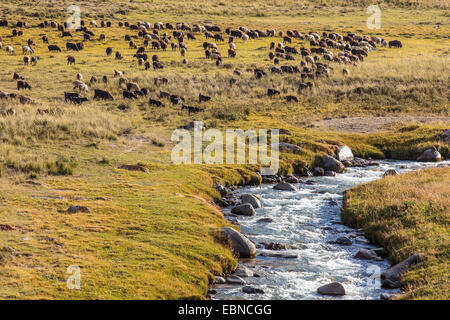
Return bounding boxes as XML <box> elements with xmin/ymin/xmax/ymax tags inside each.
<box><xmin>313</xmin><ymin>167</ymin><xmax>324</xmax><ymax>176</ymax></box>
<box><xmin>241</xmin><ymin>194</ymin><xmax>261</xmax><ymax>209</ymax></box>
<box><xmin>317</xmin><ymin>282</ymin><xmax>346</xmax><ymax>296</ymax></box>
<box><xmin>242</xmin><ymin>286</ymin><xmax>264</xmax><ymax>294</ymax></box>
<box><xmin>381</xmin><ymin>254</ymin><xmax>424</xmax><ymax>288</ymax></box>
<box><xmin>417</xmin><ymin>148</ymin><xmax>441</xmax><ymax>162</ymax></box>
<box><xmin>226</xmin><ymin>275</ymin><xmax>246</xmax><ymax>285</ymax></box>
<box><xmin>222</xmin><ymin>227</ymin><xmax>256</xmax><ymax>258</ymax></box>
<box><xmin>274</xmin><ymin>181</ymin><xmax>297</xmax><ymax>191</ymax></box>
<box><xmin>231</xmin><ymin>203</ymin><xmax>256</xmax><ymax>216</ymax></box>
<box><xmin>354</xmin><ymin>249</ymin><xmax>378</xmax><ymax>260</ymax></box>
<box><xmin>335</xmin><ymin>146</ymin><xmax>354</xmax><ymax>161</ymax></box>
<box><xmin>322</xmin><ymin>155</ymin><xmax>345</xmax><ymax>173</ymax></box>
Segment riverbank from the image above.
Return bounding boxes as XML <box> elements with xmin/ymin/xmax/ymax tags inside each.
<box><xmin>342</xmin><ymin>167</ymin><xmax>449</xmax><ymax>299</ymax></box>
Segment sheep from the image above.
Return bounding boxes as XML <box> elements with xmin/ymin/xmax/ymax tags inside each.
<box><xmin>17</xmin><ymin>80</ymin><xmax>32</xmax><ymax>90</ymax></box>
<box><xmin>90</xmin><ymin>76</ymin><xmax>97</xmax><ymax>85</ymax></box>
<box><xmin>48</xmin><ymin>44</ymin><xmax>62</xmax><ymax>52</ymax></box>
<box><xmin>94</xmin><ymin>89</ymin><xmax>114</xmax><ymax>100</ymax></box>
<box><xmin>342</xmin><ymin>68</ymin><xmax>350</xmax><ymax>76</ymax></box>
<box><xmin>267</xmin><ymin>88</ymin><xmax>280</xmax><ymax>97</ymax></box>
<box><xmin>23</xmin><ymin>56</ymin><xmax>30</xmax><ymax>65</ymax></box>
<box><xmin>199</xmin><ymin>94</ymin><xmax>211</xmax><ymax>103</ymax></box>
<box><xmin>76</xmin><ymin>73</ymin><xmax>83</xmax><ymax>81</ymax></box>
<box><xmin>118</xmin><ymin>77</ymin><xmax>128</xmax><ymax>87</ymax></box>
<box><xmin>67</xmin><ymin>55</ymin><xmax>75</xmax><ymax>65</ymax></box>
<box><xmin>241</xmin><ymin>34</ymin><xmax>249</xmax><ymax>42</ymax></box>
<box><xmin>180</xmin><ymin>47</ymin><xmax>186</xmax><ymax>57</ymax></box>
<box><xmin>389</xmin><ymin>40</ymin><xmax>402</xmax><ymax>48</ymax></box>
<box><xmin>13</xmin><ymin>72</ymin><xmax>24</xmax><ymax>80</ymax></box>
<box><xmin>126</xmin><ymin>82</ymin><xmax>140</xmax><ymax>92</ymax></box>
<box><xmin>5</xmin><ymin>45</ymin><xmax>14</xmax><ymax>54</ymax></box>
<box><xmin>115</xmin><ymin>51</ymin><xmax>123</xmax><ymax>59</ymax></box>
<box><xmin>102</xmin><ymin>76</ymin><xmax>108</xmax><ymax>83</ymax></box>
<box><xmin>114</xmin><ymin>70</ymin><xmax>124</xmax><ymax>77</ymax></box>
<box><xmin>22</xmin><ymin>45</ymin><xmax>34</xmax><ymax>55</ymax></box>
<box><xmin>106</xmin><ymin>47</ymin><xmax>113</xmax><ymax>56</ymax></box>
<box><xmin>305</xmin><ymin>55</ymin><xmax>314</xmax><ymax>64</ymax></box>
<box><xmin>149</xmin><ymin>99</ymin><xmax>164</xmax><ymax>107</ymax></box>
<box><xmin>229</xmin><ymin>42</ymin><xmax>236</xmax><ymax>50</ymax></box>
<box><xmin>73</xmin><ymin>80</ymin><xmax>89</xmax><ymax>92</ymax></box>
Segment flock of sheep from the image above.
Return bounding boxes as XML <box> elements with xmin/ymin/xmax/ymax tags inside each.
<box><xmin>0</xmin><ymin>18</ymin><xmax>403</xmax><ymax>115</ymax></box>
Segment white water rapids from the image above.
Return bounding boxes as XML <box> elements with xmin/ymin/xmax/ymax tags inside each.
<box><xmin>212</xmin><ymin>160</ymin><xmax>449</xmax><ymax>300</ymax></box>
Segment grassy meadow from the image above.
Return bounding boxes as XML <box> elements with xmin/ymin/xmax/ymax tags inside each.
<box><xmin>342</xmin><ymin>167</ymin><xmax>449</xmax><ymax>300</ymax></box>
<box><xmin>0</xmin><ymin>0</ymin><xmax>448</xmax><ymax>299</ymax></box>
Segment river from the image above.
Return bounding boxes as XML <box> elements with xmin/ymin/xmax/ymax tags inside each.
<box><xmin>212</xmin><ymin>160</ymin><xmax>448</xmax><ymax>300</ymax></box>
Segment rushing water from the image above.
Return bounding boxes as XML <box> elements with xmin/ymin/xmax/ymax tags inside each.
<box><xmin>212</xmin><ymin>160</ymin><xmax>449</xmax><ymax>300</ymax></box>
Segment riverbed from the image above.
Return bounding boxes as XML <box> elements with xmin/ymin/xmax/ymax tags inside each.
<box><xmin>212</xmin><ymin>160</ymin><xmax>448</xmax><ymax>300</ymax></box>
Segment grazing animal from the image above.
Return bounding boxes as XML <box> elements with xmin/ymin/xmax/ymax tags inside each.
<box><xmin>149</xmin><ymin>98</ymin><xmax>164</xmax><ymax>107</ymax></box>
<box><xmin>66</xmin><ymin>42</ymin><xmax>79</xmax><ymax>51</ymax></box>
<box><xmin>5</xmin><ymin>45</ymin><xmax>14</xmax><ymax>54</ymax></box>
<box><xmin>48</xmin><ymin>44</ymin><xmax>62</xmax><ymax>52</ymax></box>
<box><xmin>90</xmin><ymin>76</ymin><xmax>98</xmax><ymax>85</ymax></box>
<box><xmin>73</xmin><ymin>80</ymin><xmax>89</xmax><ymax>92</ymax></box>
<box><xmin>106</xmin><ymin>47</ymin><xmax>113</xmax><ymax>56</ymax></box>
<box><xmin>123</xmin><ymin>90</ymin><xmax>138</xmax><ymax>99</ymax></box>
<box><xmin>23</xmin><ymin>56</ymin><xmax>30</xmax><ymax>65</ymax></box>
<box><xmin>199</xmin><ymin>94</ymin><xmax>211</xmax><ymax>103</ymax></box>
<box><xmin>17</xmin><ymin>80</ymin><xmax>32</xmax><ymax>90</ymax></box>
<box><xmin>388</xmin><ymin>40</ymin><xmax>402</xmax><ymax>48</ymax></box>
<box><xmin>13</xmin><ymin>72</ymin><xmax>24</xmax><ymax>80</ymax></box>
<box><xmin>267</xmin><ymin>88</ymin><xmax>281</xmax><ymax>97</ymax></box>
<box><xmin>42</xmin><ymin>35</ymin><xmax>49</xmax><ymax>43</ymax></box>
<box><xmin>159</xmin><ymin>91</ymin><xmax>170</xmax><ymax>99</ymax></box>
<box><xmin>286</xmin><ymin>95</ymin><xmax>298</xmax><ymax>103</ymax></box>
<box><xmin>64</xmin><ymin>92</ymin><xmax>79</xmax><ymax>102</ymax></box>
<box><xmin>182</xmin><ymin>105</ymin><xmax>204</xmax><ymax>115</ymax></box>
<box><xmin>22</xmin><ymin>45</ymin><xmax>34</xmax><ymax>55</ymax></box>
<box><xmin>67</xmin><ymin>55</ymin><xmax>75</xmax><ymax>64</ymax></box>
<box><xmin>94</xmin><ymin>89</ymin><xmax>114</xmax><ymax>100</ymax></box>
<box><xmin>126</xmin><ymin>82</ymin><xmax>140</xmax><ymax>92</ymax></box>
<box><xmin>114</xmin><ymin>70</ymin><xmax>124</xmax><ymax>77</ymax></box>
<box><xmin>170</xmin><ymin>95</ymin><xmax>184</xmax><ymax>105</ymax></box>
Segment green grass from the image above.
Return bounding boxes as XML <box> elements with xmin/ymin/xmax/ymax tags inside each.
<box><xmin>342</xmin><ymin>167</ymin><xmax>449</xmax><ymax>300</ymax></box>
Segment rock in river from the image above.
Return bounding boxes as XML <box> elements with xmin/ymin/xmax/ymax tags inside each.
<box><xmin>317</xmin><ymin>282</ymin><xmax>346</xmax><ymax>296</ymax></box>
<box><xmin>335</xmin><ymin>146</ymin><xmax>354</xmax><ymax>161</ymax></box>
<box><xmin>381</xmin><ymin>254</ymin><xmax>424</xmax><ymax>288</ymax></box>
<box><xmin>417</xmin><ymin>148</ymin><xmax>441</xmax><ymax>162</ymax></box>
<box><xmin>226</xmin><ymin>275</ymin><xmax>246</xmax><ymax>285</ymax></box>
<box><xmin>222</xmin><ymin>227</ymin><xmax>256</xmax><ymax>258</ymax></box>
<box><xmin>273</xmin><ymin>181</ymin><xmax>297</xmax><ymax>191</ymax></box>
<box><xmin>241</xmin><ymin>194</ymin><xmax>261</xmax><ymax>209</ymax></box>
<box><xmin>321</xmin><ymin>155</ymin><xmax>345</xmax><ymax>173</ymax></box>
<box><xmin>334</xmin><ymin>236</ymin><xmax>352</xmax><ymax>246</ymax></box>
<box><xmin>242</xmin><ymin>286</ymin><xmax>264</xmax><ymax>294</ymax></box>
<box><xmin>354</xmin><ymin>249</ymin><xmax>378</xmax><ymax>260</ymax></box>
<box><xmin>231</xmin><ymin>203</ymin><xmax>256</xmax><ymax>216</ymax></box>
<box><xmin>234</xmin><ymin>266</ymin><xmax>254</xmax><ymax>277</ymax></box>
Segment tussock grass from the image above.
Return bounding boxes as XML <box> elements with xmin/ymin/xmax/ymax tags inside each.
<box><xmin>342</xmin><ymin>167</ymin><xmax>450</xmax><ymax>299</ymax></box>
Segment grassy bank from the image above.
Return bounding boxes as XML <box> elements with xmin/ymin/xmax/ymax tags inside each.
<box><xmin>342</xmin><ymin>167</ymin><xmax>449</xmax><ymax>299</ymax></box>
